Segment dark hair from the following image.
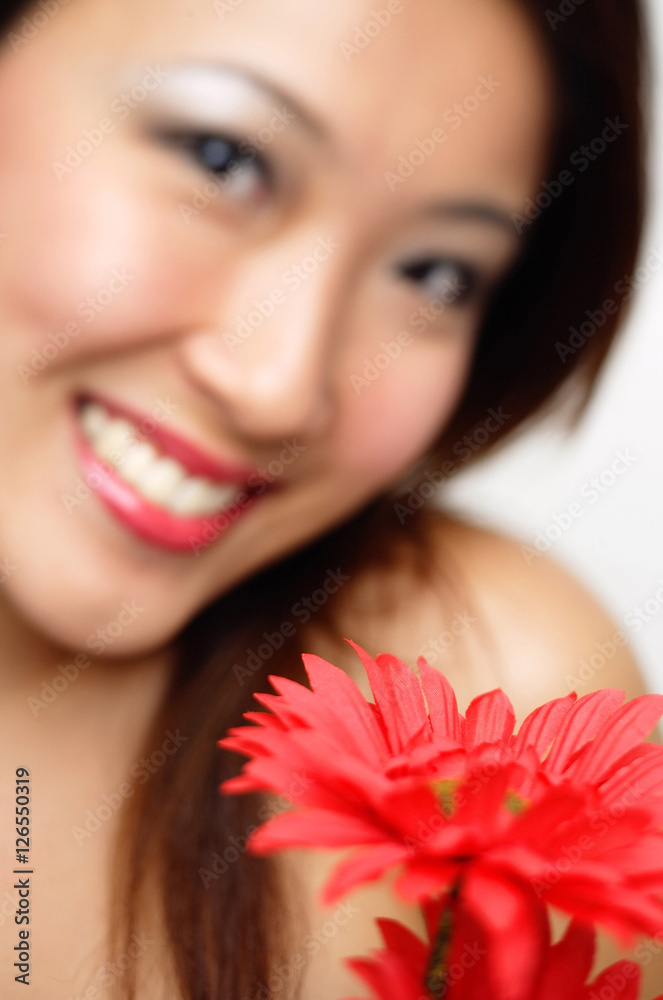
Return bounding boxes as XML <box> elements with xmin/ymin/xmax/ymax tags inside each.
<box><xmin>1</xmin><ymin>1</ymin><xmax>647</xmax><ymax>997</ymax></box>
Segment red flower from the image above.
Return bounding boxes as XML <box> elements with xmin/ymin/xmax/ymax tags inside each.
<box><xmin>344</xmin><ymin>897</ymin><xmax>450</xmax><ymax>1000</ymax></box>
<box><xmin>220</xmin><ymin>642</ymin><xmax>663</xmax><ymax>997</ymax></box>
<box><xmin>344</xmin><ymin>915</ymin><xmax>663</xmax><ymax>1000</ymax></box>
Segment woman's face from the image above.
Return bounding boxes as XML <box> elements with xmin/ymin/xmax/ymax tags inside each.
<box><xmin>0</xmin><ymin>0</ymin><xmax>551</xmax><ymax>655</ymax></box>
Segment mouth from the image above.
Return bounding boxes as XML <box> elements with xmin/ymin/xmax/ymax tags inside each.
<box><xmin>72</xmin><ymin>394</ymin><xmax>265</xmax><ymax>554</ymax></box>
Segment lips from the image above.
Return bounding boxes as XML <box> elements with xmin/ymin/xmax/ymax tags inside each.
<box><xmin>72</xmin><ymin>393</ymin><xmax>265</xmax><ymax>554</ymax></box>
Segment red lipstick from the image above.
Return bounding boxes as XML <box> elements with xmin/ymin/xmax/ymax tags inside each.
<box><xmin>72</xmin><ymin>394</ymin><xmax>264</xmax><ymax>554</ymax></box>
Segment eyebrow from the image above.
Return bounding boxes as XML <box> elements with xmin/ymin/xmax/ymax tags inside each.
<box><xmin>241</xmin><ymin>67</ymin><xmax>329</xmax><ymax>139</ymax></box>
<box><xmin>162</xmin><ymin>64</ymin><xmax>521</xmax><ymax>236</ymax></box>
<box><xmin>420</xmin><ymin>201</ymin><xmax>517</xmax><ymax>235</ymax></box>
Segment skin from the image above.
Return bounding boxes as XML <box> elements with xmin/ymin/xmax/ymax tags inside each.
<box><xmin>0</xmin><ymin>0</ymin><xmax>658</xmax><ymax>997</ymax></box>
<box><xmin>0</xmin><ymin>0</ymin><xmax>551</xmax><ymax>662</ymax></box>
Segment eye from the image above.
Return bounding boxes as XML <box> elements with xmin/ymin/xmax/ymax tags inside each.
<box><xmin>157</xmin><ymin>129</ymin><xmax>271</xmax><ymax>200</ymax></box>
<box><xmin>397</xmin><ymin>258</ymin><xmax>481</xmax><ymax>308</ymax></box>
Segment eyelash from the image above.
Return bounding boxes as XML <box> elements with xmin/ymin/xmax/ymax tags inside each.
<box><xmin>158</xmin><ymin>129</ymin><xmax>272</xmax><ymax>193</ymax></box>
<box><xmin>397</xmin><ymin>258</ymin><xmax>482</xmax><ymax>309</ymax></box>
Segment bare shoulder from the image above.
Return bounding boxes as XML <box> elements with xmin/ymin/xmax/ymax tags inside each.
<box><xmin>427</xmin><ymin>514</ymin><xmax>647</xmax><ymax>709</ymax></box>
<box><xmin>327</xmin><ymin>512</ymin><xmax>646</xmax><ymax>718</ymax></box>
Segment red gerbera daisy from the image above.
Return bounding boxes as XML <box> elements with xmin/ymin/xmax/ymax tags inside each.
<box><xmin>345</xmin><ymin>914</ymin><xmax>663</xmax><ymax>1000</ymax></box>
<box><xmin>220</xmin><ymin>641</ymin><xmax>663</xmax><ymax>997</ymax></box>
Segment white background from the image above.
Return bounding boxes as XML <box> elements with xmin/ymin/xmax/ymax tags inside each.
<box><xmin>442</xmin><ymin>0</ymin><xmax>663</xmax><ymax>693</ymax></box>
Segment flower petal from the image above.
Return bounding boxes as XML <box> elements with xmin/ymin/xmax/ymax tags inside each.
<box><xmin>249</xmin><ymin>808</ymin><xmax>388</xmax><ymax>853</ymax></box>
<box><xmin>347</xmin><ymin>641</ymin><xmax>429</xmax><ymax>754</ymax></box>
<box><xmin>590</xmin><ymin>962</ymin><xmax>641</xmax><ymax>1000</ymax></box>
<box><xmin>462</xmin><ymin>865</ymin><xmax>549</xmax><ymax>1000</ymax></box>
<box><xmin>569</xmin><ymin>694</ymin><xmax>663</xmax><ymax>785</ymax></box>
<box><xmin>464</xmin><ymin>690</ymin><xmax>516</xmax><ymax>748</ymax></box>
<box><xmin>301</xmin><ymin>653</ymin><xmax>389</xmax><ymax>764</ymax></box>
<box><xmin>375</xmin><ymin>916</ymin><xmax>430</xmax><ymax>965</ymax></box>
<box><xmin>599</xmin><ymin>744</ymin><xmax>663</xmax><ymax>809</ymax></box>
<box><xmin>545</xmin><ymin>875</ymin><xmax>663</xmax><ymax>943</ymax></box>
<box><xmin>536</xmin><ymin>921</ymin><xmax>595</xmax><ymax>1000</ymax></box>
<box><xmin>543</xmin><ymin>689</ymin><xmax>625</xmax><ymax>778</ymax></box>
<box><xmin>395</xmin><ymin>858</ymin><xmax>462</xmax><ymax>901</ymax></box>
<box><xmin>417</xmin><ymin>657</ymin><xmax>463</xmax><ymax>742</ymax></box>
<box><xmin>322</xmin><ymin>842</ymin><xmax>412</xmax><ymax>904</ymax></box>
<box><xmin>513</xmin><ymin>694</ymin><xmax>577</xmax><ymax>759</ymax></box>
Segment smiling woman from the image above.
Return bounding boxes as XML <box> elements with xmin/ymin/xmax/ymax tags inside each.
<box><xmin>0</xmin><ymin>1</ymin><xmax>654</xmax><ymax>998</ymax></box>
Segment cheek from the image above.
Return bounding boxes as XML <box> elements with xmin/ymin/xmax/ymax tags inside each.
<box><xmin>0</xmin><ymin>52</ymin><xmax>178</xmax><ymax>357</ymax></box>
<box><xmin>0</xmin><ymin>150</ymin><xmax>213</xmax><ymax>367</ymax></box>
<box><xmin>334</xmin><ymin>339</ymin><xmax>472</xmax><ymax>486</ymax></box>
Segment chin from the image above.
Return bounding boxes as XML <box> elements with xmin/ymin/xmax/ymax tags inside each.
<box><xmin>2</xmin><ymin>554</ymin><xmax>197</xmax><ymax>661</ymax></box>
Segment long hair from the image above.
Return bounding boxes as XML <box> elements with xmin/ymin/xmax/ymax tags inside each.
<box><xmin>1</xmin><ymin>2</ymin><xmax>648</xmax><ymax>997</ymax></box>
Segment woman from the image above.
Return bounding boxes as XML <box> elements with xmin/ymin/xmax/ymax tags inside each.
<box><xmin>0</xmin><ymin>0</ymin><xmax>657</xmax><ymax>997</ymax></box>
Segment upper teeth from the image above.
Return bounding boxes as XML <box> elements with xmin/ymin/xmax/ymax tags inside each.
<box><xmin>79</xmin><ymin>402</ymin><xmax>242</xmax><ymax>517</ymax></box>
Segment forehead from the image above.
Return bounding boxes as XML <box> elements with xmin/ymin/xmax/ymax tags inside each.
<box><xmin>31</xmin><ymin>0</ymin><xmax>554</xmax><ymax>211</ymax></box>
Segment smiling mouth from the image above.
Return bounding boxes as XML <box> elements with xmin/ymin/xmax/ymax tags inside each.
<box><xmin>79</xmin><ymin>399</ymin><xmax>244</xmax><ymax>516</ymax></box>
<box><xmin>73</xmin><ymin>396</ymin><xmax>264</xmax><ymax>553</ymax></box>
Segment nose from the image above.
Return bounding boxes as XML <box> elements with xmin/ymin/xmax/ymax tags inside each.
<box><xmin>177</xmin><ymin>231</ymin><xmax>344</xmax><ymax>443</ymax></box>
